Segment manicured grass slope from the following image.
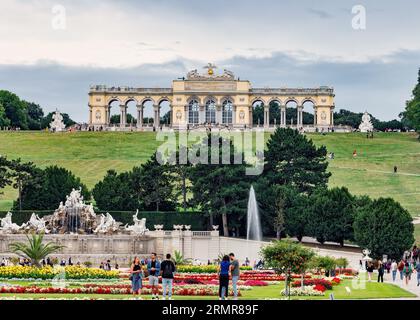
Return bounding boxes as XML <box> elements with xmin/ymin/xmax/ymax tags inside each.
<box><xmin>0</xmin><ymin>132</ymin><xmax>419</xmax><ymax>218</ymax></box>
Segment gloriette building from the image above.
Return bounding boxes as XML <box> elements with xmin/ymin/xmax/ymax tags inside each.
<box><xmin>88</xmin><ymin>64</ymin><xmax>336</xmax><ymax>131</ymax></box>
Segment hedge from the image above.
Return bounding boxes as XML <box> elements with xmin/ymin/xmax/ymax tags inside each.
<box><xmin>0</xmin><ymin>210</ymin><xmax>207</xmax><ymax>231</ymax></box>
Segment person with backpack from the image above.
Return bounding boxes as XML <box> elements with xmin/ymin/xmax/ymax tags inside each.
<box><xmin>160</xmin><ymin>253</ymin><xmax>176</xmax><ymax>300</ymax></box>
<box><xmin>403</xmin><ymin>261</ymin><xmax>412</xmax><ymax>286</ymax></box>
<box><xmin>147</xmin><ymin>253</ymin><xmax>161</xmax><ymax>300</ymax></box>
<box><xmin>398</xmin><ymin>260</ymin><xmax>405</xmax><ymax>281</ymax></box>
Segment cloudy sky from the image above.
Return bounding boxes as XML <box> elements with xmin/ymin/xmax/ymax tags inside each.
<box><xmin>0</xmin><ymin>0</ymin><xmax>419</xmax><ymax>121</ymax></box>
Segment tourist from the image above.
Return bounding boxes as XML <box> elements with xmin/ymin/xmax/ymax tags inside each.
<box><xmin>130</xmin><ymin>256</ymin><xmax>143</xmax><ymax>297</ymax></box>
<box><xmin>218</xmin><ymin>255</ymin><xmax>230</xmax><ymax>300</ymax></box>
<box><xmin>60</xmin><ymin>259</ymin><xmax>66</xmax><ymax>267</ymax></box>
<box><xmin>353</xmin><ymin>150</ymin><xmax>357</xmax><ymax>157</ymax></box>
<box><xmin>68</xmin><ymin>257</ymin><xmax>73</xmax><ymax>266</ymax></box>
<box><xmin>366</xmin><ymin>262</ymin><xmax>374</xmax><ymax>282</ymax></box>
<box><xmin>403</xmin><ymin>262</ymin><xmax>412</xmax><ymax>285</ymax></box>
<box><xmin>245</xmin><ymin>257</ymin><xmax>250</xmax><ymax>267</ymax></box>
<box><xmin>160</xmin><ymin>253</ymin><xmax>176</xmax><ymax>300</ymax></box>
<box><xmin>377</xmin><ymin>261</ymin><xmax>384</xmax><ymax>283</ymax></box>
<box><xmin>416</xmin><ymin>261</ymin><xmax>420</xmax><ymax>286</ymax></box>
<box><xmin>229</xmin><ymin>253</ymin><xmax>240</xmax><ymax>300</ymax></box>
<box><xmin>147</xmin><ymin>253</ymin><xmax>161</xmax><ymax>300</ymax></box>
<box><xmin>394</xmin><ymin>166</ymin><xmax>398</xmax><ymax>174</ymax></box>
<box><xmin>115</xmin><ymin>263</ymin><xmax>119</xmax><ymax>270</ymax></box>
<box><xmin>99</xmin><ymin>262</ymin><xmax>104</xmax><ymax>269</ymax></box>
<box><xmin>398</xmin><ymin>260</ymin><xmax>405</xmax><ymax>281</ymax></box>
<box><xmin>391</xmin><ymin>260</ymin><xmax>398</xmax><ymax>282</ymax></box>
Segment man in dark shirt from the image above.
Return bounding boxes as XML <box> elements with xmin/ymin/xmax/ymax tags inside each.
<box><xmin>160</xmin><ymin>253</ymin><xmax>176</xmax><ymax>300</ymax></box>
<box><xmin>147</xmin><ymin>253</ymin><xmax>161</xmax><ymax>300</ymax></box>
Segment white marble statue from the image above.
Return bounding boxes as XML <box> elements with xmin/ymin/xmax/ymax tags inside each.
<box><xmin>50</xmin><ymin>109</ymin><xmax>66</xmax><ymax>132</ymax></box>
<box><xmin>22</xmin><ymin>213</ymin><xmax>49</xmax><ymax>233</ymax></box>
<box><xmin>124</xmin><ymin>210</ymin><xmax>149</xmax><ymax>235</ymax></box>
<box><xmin>359</xmin><ymin>111</ymin><xmax>374</xmax><ymax>132</ymax></box>
<box><xmin>0</xmin><ymin>212</ymin><xmax>22</xmax><ymax>233</ymax></box>
<box><xmin>94</xmin><ymin>213</ymin><xmax>121</xmax><ymax>234</ymax></box>
<box><xmin>154</xmin><ymin>224</ymin><xmax>164</xmax><ymax>231</ymax></box>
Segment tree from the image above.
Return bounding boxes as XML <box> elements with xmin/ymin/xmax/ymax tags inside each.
<box><xmin>405</xmin><ymin>68</ymin><xmax>420</xmax><ymax>136</ymax></box>
<box><xmin>306</xmin><ymin>187</ymin><xmax>355</xmax><ymax>246</ymax></box>
<box><xmin>354</xmin><ymin>197</ymin><xmax>414</xmax><ymax>259</ymax></box>
<box><xmin>264</xmin><ymin>128</ymin><xmax>331</xmax><ymax>193</ymax></box>
<box><xmin>0</xmin><ymin>90</ymin><xmax>28</xmax><ymax>129</ymax></box>
<box><xmin>137</xmin><ymin>152</ymin><xmax>175</xmax><ymax>212</ymax></box>
<box><xmin>110</xmin><ymin>114</ymin><xmax>136</xmax><ymax>125</ymax></box>
<box><xmin>14</xmin><ymin>165</ymin><xmax>90</xmax><ymax>210</ymax></box>
<box><xmin>310</xmin><ymin>256</ymin><xmax>337</xmax><ymax>277</ymax></box>
<box><xmin>8</xmin><ymin>158</ymin><xmax>39</xmax><ymax>211</ymax></box>
<box><xmin>189</xmin><ymin>135</ymin><xmax>252</xmax><ymax>236</ymax></box>
<box><xmin>166</xmin><ymin>146</ymin><xmax>192</xmax><ymax>212</ymax></box>
<box><xmin>92</xmin><ymin>170</ymin><xmax>137</xmax><ymax>211</ymax></box>
<box><xmin>0</xmin><ymin>103</ymin><xmax>11</xmax><ymax>127</ymax></box>
<box><xmin>9</xmin><ymin>233</ymin><xmax>64</xmax><ymax>267</ymax></box>
<box><xmin>261</xmin><ymin>241</ymin><xmax>315</xmax><ymax>298</ymax></box>
<box><xmin>0</xmin><ymin>156</ymin><xmax>12</xmax><ymax>195</ymax></box>
<box><xmin>25</xmin><ymin>102</ymin><xmax>44</xmax><ymax>130</ymax></box>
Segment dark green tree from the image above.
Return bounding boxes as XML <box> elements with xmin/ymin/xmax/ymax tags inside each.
<box><xmin>0</xmin><ymin>90</ymin><xmax>28</xmax><ymax>129</ymax></box>
<box><xmin>0</xmin><ymin>103</ymin><xmax>11</xmax><ymax>127</ymax></box>
<box><xmin>14</xmin><ymin>165</ymin><xmax>90</xmax><ymax>210</ymax></box>
<box><xmin>405</xmin><ymin>68</ymin><xmax>420</xmax><ymax>135</ymax></box>
<box><xmin>25</xmin><ymin>102</ymin><xmax>44</xmax><ymax>130</ymax></box>
<box><xmin>306</xmin><ymin>187</ymin><xmax>355</xmax><ymax>246</ymax></box>
<box><xmin>354</xmin><ymin>197</ymin><xmax>414</xmax><ymax>259</ymax></box>
<box><xmin>92</xmin><ymin>170</ymin><xmax>137</xmax><ymax>211</ymax></box>
<box><xmin>0</xmin><ymin>156</ymin><xmax>12</xmax><ymax>195</ymax></box>
<box><xmin>109</xmin><ymin>114</ymin><xmax>136</xmax><ymax>125</ymax></box>
<box><xmin>136</xmin><ymin>152</ymin><xmax>175</xmax><ymax>212</ymax></box>
<box><xmin>264</xmin><ymin>127</ymin><xmax>330</xmax><ymax>193</ymax></box>
<box><xmin>252</xmin><ymin>104</ymin><xmax>264</xmax><ymax>125</ymax></box>
<box><xmin>189</xmin><ymin>135</ymin><xmax>252</xmax><ymax>236</ymax></box>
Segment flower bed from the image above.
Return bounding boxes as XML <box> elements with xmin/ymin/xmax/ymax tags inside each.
<box><xmin>291</xmin><ymin>279</ymin><xmax>333</xmax><ymax>290</ymax></box>
<box><xmin>0</xmin><ymin>266</ymin><xmax>119</xmax><ymax>280</ymax></box>
<box><xmin>0</xmin><ymin>285</ymin><xmax>243</xmax><ymax>296</ymax></box>
<box><xmin>176</xmin><ymin>265</ymin><xmax>252</xmax><ymax>274</ymax></box>
<box><xmin>281</xmin><ymin>286</ymin><xmax>325</xmax><ymax>296</ymax></box>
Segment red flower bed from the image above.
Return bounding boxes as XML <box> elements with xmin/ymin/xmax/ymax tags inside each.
<box><xmin>291</xmin><ymin>279</ymin><xmax>333</xmax><ymax>290</ymax></box>
<box><xmin>243</xmin><ymin>280</ymin><xmax>268</xmax><ymax>286</ymax></box>
<box><xmin>313</xmin><ymin>284</ymin><xmax>326</xmax><ymax>293</ymax></box>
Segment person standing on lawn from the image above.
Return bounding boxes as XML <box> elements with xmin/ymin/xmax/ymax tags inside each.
<box><xmin>229</xmin><ymin>253</ymin><xmax>240</xmax><ymax>300</ymax></box>
<box><xmin>366</xmin><ymin>262</ymin><xmax>374</xmax><ymax>282</ymax></box>
<box><xmin>377</xmin><ymin>260</ymin><xmax>384</xmax><ymax>283</ymax></box>
<box><xmin>130</xmin><ymin>256</ymin><xmax>143</xmax><ymax>298</ymax></box>
<box><xmin>160</xmin><ymin>253</ymin><xmax>176</xmax><ymax>300</ymax></box>
<box><xmin>391</xmin><ymin>260</ymin><xmax>398</xmax><ymax>282</ymax></box>
<box><xmin>398</xmin><ymin>260</ymin><xmax>405</xmax><ymax>281</ymax></box>
<box><xmin>218</xmin><ymin>255</ymin><xmax>231</xmax><ymax>300</ymax></box>
<box><xmin>147</xmin><ymin>253</ymin><xmax>161</xmax><ymax>300</ymax></box>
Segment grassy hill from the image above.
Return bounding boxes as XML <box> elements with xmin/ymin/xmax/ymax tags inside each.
<box><xmin>0</xmin><ymin>131</ymin><xmax>419</xmax><ymax>218</ymax></box>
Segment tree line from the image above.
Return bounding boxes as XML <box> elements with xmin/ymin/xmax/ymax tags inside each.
<box><xmin>0</xmin><ymin>90</ymin><xmax>75</xmax><ymax>130</ymax></box>
<box><xmin>0</xmin><ymin>128</ymin><xmax>414</xmax><ymax>259</ymax></box>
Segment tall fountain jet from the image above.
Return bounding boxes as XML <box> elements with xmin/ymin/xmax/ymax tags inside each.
<box><xmin>247</xmin><ymin>185</ymin><xmax>262</xmax><ymax>241</ymax></box>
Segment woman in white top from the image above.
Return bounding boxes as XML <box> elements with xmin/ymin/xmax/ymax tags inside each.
<box><xmin>390</xmin><ymin>260</ymin><xmax>398</xmax><ymax>282</ymax></box>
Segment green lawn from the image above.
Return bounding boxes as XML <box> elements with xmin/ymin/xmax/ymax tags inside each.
<box><xmin>0</xmin><ymin>131</ymin><xmax>419</xmax><ymax>216</ymax></box>
<box><xmin>0</xmin><ymin>280</ymin><xmax>414</xmax><ymax>300</ymax></box>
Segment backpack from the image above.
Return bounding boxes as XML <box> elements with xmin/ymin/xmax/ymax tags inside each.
<box><xmin>162</xmin><ymin>261</ymin><xmax>173</xmax><ymax>278</ymax></box>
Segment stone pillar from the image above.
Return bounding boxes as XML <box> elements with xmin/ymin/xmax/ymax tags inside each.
<box><xmin>314</xmin><ymin>108</ymin><xmax>318</xmax><ymax>126</ymax></box>
<box><xmin>232</xmin><ymin>105</ymin><xmax>236</xmax><ymax>125</ymax></box>
<box><xmin>183</xmin><ymin>230</ymin><xmax>193</xmax><ymax>260</ymax></box>
<box><xmin>330</xmin><ymin>108</ymin><xmax>334</xmax><ymax>127</ymax></box>
<box><xmin>264</xmin><ymin>106</ymin><xmax>269</xmax><ymax>128</ymax></box>
<box><xmin>136</xmin><ymin>105</ymin><xmax>143</xmax><ymax>128</ymax></box>
<box><xmin>154</xmin><ymin>105</ymin><xmax>160</xmax><ymax>129</ymax></box>
<box><xmin>249</xmin><ymin>106</ymin><xmax>253</xmax><ymax>128</ymax></box>
<box><xmin>297</xmin><ymin>105</ymin><xmax>303</xmax><ymax>127</ymax></box>
<box><xmin>89</xmin><ymin>106</ymin><xmax>92</xmax><ymax>124</ymax></box>
<box><xmin>185</xmin><ymin>105</ymin><xmax>189</xmax><ymax>125</ymax></box>
<box><xmin>216</xmin><ymin>105</ymin><xmax>222</xmax><ymax>125</ymax></box>
<box><xmin>280</xmin><ymin>106</ymin><xmax>286</xmax><ymax>127</ymax></box>
<box><xmin>119</xmin><ymin>105</ymin><xmax>126</xmax><ymax>127</ymax></box>
<box><xmin>106</xmin><ymin>107</ymin><xmax>110</xmax><ymax>125</ymax></box>
<box><xmin>199</xmin><ymin>105</ymin><xmax>205</xmax><ymax>124</ymax></box>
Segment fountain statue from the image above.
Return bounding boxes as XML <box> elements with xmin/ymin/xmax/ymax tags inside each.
<box><xmin>359</xmin><ymin>111</ymin><xmax>374</xmax><ymax>132</ymax></box>
<box><xmin>124</xmin><ymin>210</ymin><xmax>149</xmax><ymax>236</ymax></box>
<box><xmin>49</xmin><ymin>109</ymin><xmax>66</xmax><ymax>132</ymax></box>
<box><xmin>21</xmin><ymin>213</ymin><xmax>49</xmax><ymax>233</ymax></box>
<box><xmin>46</xmin><ymin>188</ymin><xmax>97</xmax><ymax>234</ymax></box>
<box><xmin>0</xmin><ymin>212</ymin><xmax>22</xmax><ymax>234</ymax></box>
<box><xmin>93</xmin><ymin>213</ymin><xmax>122</xmax><ymax>234</ymax></box>
<box><xmin>247</xmin><ymin>185</ymin><xmax>262</xmax><ymax>241</ymax></box>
